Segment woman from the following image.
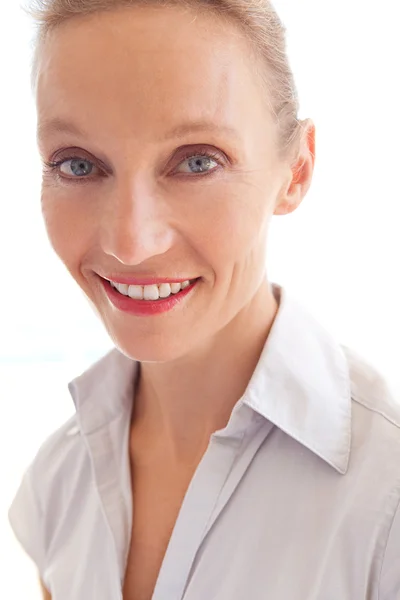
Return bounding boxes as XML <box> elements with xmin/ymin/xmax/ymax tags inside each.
<box><xmin>8</xmin><ymin>0</ymin><xmax>400</xmax><ymax>599</ymax></box>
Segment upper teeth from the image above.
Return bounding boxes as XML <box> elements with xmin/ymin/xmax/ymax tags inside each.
<box><xmin>110</xmin><ymin>279</ymin><xmax>192</xmax><ymax>300</ymax></box>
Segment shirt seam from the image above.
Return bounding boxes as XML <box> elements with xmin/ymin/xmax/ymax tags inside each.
<box><xmin>26</xmin><ymin>465</ymin><xmax>47</xmax><ymax>582</ymax></box>
<box><xmin>351</xmin><ymin>394</ymin><xmax>400</xmax><ymax>430</ymax></box>
<box><xmin>377</xmin><ymin>488</ymin><xmax>400</xmax><ymax>600</ymax></box>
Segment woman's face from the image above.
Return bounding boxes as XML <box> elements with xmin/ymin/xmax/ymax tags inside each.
<box><xmin>36</xmin><ymin>6</ymin><xmax>313</xmax><ymax>362</ymax></box>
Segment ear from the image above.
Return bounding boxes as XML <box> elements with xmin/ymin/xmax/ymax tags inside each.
<box><xmin>274</xmin><ymin>119</ymin><xmax>316</xmax><ymax>216</ymax></box>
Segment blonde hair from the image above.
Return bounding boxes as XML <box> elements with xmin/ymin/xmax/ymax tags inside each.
<box><xmin>26</xmin><ymin>0</ymin><xmax>302</xmax><ymax>158</ymax></box>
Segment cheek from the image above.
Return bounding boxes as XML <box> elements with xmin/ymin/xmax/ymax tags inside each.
<box><xmin>41</xmin><ymin>187</ymin><xmax>92</xmax><ymax>277</ymax></box>
<box><xmin>182</xmin><ymin>179</ymin><xmax>273</xmax><ymax>274</ymax></box>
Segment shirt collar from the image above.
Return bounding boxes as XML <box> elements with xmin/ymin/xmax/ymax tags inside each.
<box><xmin>242</xmin><ymin>284</ymin><xmax>351</xmax><ymax>474</ymax></box>
<box><xmin>69</xmin><ymin>283</ymin><xmax>351</xmax><ymax>474</ymax></box>
<box><xmin>68</xmin><ymin>346</ymin><xmax>137</xmax><ymax>435</ymax></box>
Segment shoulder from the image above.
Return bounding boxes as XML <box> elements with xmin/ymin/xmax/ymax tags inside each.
<box><xmin>380</xmin><ymin>488</ymin><xmax>400</xmax><ymax>598</ymax></box>
<box><xmin>12</xmin><ymin>351</ymin><xmax>118</xmax><ymax>524</ymax></box>
<box><xmin>343</xmin><ymin>344</ymin><xmax>400</xmax><ymax>471</ymax></box>
<box><xmin>12</xmin><ymin>411</ymin><xmax>91</xmax><ymax>545</ymax></box>
<box><xmin>342</xmin><ymin>346</ymin><xmax>400</xmax><ymax>597</ymax></box>
<box><xmin>342</xmin><ymin>344</ymin><xmax>400</xmax><ymax>429</ymax></box>
<box><xmin>341</xmin><ymin>344</ymin><xmax>400</xmax><ymax>502</ymax></box>
<box><xmin>8</xmin><ymin>413</ymin><xmax>86</xmax><ymax>577</ymax></box>
<box><xmin>23</xmin><ymin>348</ymin><xmax>133</xmax><ymax>513</ymax></box>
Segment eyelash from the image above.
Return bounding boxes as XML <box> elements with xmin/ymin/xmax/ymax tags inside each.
<box><xmin>43</xmin><ymin>156</ymin><xmax>103</xmax><ymax>186</ymax></box>
<box><xmin>176</xmin><ymin>149</ymin><xmax>225</xmax><ymax>176</ymax></box>
<box><xmin>43</xmin><ymin>147</ymin><xmax>226</xmax><ymax>185</ymax></box>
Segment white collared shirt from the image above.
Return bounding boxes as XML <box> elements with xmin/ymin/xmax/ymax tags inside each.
<box><xmin>8</xmin><ymin>284</ymin><xmax>400</xmax><ymax>599</ymax></box>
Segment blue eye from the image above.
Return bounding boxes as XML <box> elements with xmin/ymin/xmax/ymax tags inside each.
<box><xmin>176</xmin><ymin>154</ymin><xmax>219</xmax><ymax>174</ymax></box>
<box><xmin>59</xmin><ymin>158</ymin><xmax>95</xmax><ymax>177</ymax></box>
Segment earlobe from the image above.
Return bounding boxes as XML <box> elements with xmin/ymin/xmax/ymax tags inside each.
<box><xmin>273</xmin><ymin>173</ymin><xmax>301</xmax><ymax>216</ymax></box>
<box><xmin>273</xmin><ymin>203</ymin><xmax>288</xmax><ymax>216</ymax></box>
<box><xmin>274</xmin><ymin>120</ymin><xmax>316</xmax><ymax>217</ymax></box>
<box><xmin>273</xmin><ymin>196</ymin><xmax>299</xmax><ymax>216</ymax></box>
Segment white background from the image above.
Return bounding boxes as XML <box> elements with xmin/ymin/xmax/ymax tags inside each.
<box><xmin>1</xmin><ymin>0</ymin><xmax>399</xmax><ymax>597</ymax></box>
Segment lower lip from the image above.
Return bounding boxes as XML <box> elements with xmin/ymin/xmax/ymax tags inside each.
<box><xmin>100</xmin><ymin>278</ymin><xmax>199</xmax><ymax>316</ymax></box>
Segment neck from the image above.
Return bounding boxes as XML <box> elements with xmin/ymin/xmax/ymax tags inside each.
<box><xmin>130</xmin><ymin>279</ymin><xmax>278</xmax><ymax>466</ymax></box>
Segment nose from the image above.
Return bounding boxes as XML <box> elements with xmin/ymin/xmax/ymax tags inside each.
<box><xmin>99</xmin><ymin>176</ymin><xmax>175</xmax><ymax>266</ymax></box>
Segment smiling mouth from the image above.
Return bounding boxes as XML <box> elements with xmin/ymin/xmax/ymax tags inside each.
<box><xmin>108</xmin><ymin>278</ymin><xmax>199</xmax><ymax>301</ymax></box>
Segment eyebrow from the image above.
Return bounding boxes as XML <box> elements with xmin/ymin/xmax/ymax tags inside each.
<box><xmin>163</xmin><ymin>121</ymin><xmax>240</xmax><ymax>142</ymax></box>
<box><xmin>37</xmin><ymin>118</ymin><xmax>86</xmax><ymax>141</ymax></box>
<box><xmin>37</xmin><ymin>117</ymin><xmax>240</xmax><ymax>143</ymax></box>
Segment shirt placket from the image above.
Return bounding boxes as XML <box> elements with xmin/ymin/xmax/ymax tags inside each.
<box><xmin>151</xmin><ymin>407</ymin><xmax>272</xmax><ymax>600</ymax></box>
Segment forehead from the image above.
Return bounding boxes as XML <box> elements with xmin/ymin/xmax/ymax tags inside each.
<box><xmin>36</xmin><ymin>6</ymin><xmax>275</xmax><ymax>147</ymax></box>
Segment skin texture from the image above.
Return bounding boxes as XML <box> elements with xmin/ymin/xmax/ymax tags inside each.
<box><xmin>35</xmin><ymin>6</ymin><xmax>315</xmax><ymax>598</ymax></box>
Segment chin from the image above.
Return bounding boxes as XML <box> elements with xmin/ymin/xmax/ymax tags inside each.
<box><xmin>108</xmin><ymin>330</ymin><xmax>192</xmax><ymax>364</ymax></box>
